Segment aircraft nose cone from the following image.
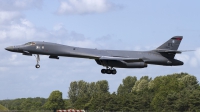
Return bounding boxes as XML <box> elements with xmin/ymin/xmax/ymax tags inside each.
<box><xmin>5</xmin><ymin>46</ymin><xmax>13</xmax><ymax>51</ymax></box>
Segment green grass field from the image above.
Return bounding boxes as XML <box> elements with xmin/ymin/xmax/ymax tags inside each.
<box><xmin>0</xmin><ymin>104</ymin><xmax>8</xmax><ymax>111</ymax></box>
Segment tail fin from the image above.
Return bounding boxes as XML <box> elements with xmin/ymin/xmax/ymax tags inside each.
<box><xmin>156</xmin><ymin>36</ymin><xmax>183</xmax><ymax>50</ymax></box>
<box><xmin>156</xmin><ymin>36</ymin><xmax>183</xmax><ymax>59</ymax></box>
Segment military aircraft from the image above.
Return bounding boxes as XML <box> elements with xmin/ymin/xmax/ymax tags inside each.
<box><xmin>5</xmin><ymin>36</ymin><xmax>188</xmax><ymax>75</ymax></box>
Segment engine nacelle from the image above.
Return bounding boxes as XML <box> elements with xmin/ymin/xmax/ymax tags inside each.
<box><xmin>95</xmin><ymin>59</ymin><xmax>147</xmax><ymax>68</ymax></box>
<box><xmin>125</xmin><ymin>62</ymin><xmax>147</xmax><ymax>68</ymax></box>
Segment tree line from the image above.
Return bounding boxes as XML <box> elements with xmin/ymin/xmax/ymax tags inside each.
<box><xmin>66</xmin><ymin>73</ymin><xmax>200</xmax><ymax>111</ymax></box>
<box><xmin>1</xmin><ymin>73</ymin><xmax>200</xmax><ymax>111</ymax></box>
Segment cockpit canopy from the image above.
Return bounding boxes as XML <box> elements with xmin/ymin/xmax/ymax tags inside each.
<box><xmin>24</xmin><ymin>42</ymin><xmax>36</xmax><ymax>46</ymax></box>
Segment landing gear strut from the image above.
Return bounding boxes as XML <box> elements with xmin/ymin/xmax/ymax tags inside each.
<box><xmin>101</xmin><ymin>67</ymin><xmax>117</xmax><ymax>75</ymax></box>
<box><xmin>34</xmin><ymin>54</ymin><xmax>40</xmax><ymax>68</ymax></box>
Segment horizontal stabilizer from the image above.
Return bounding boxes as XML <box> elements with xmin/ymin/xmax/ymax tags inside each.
<box><xmin>154</xmin><ymin>49</ymin><xmax>194</xmax><ymax>54</ymax></box>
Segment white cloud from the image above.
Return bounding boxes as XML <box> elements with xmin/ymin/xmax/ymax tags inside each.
<box><xmin>134</xmin><ymin>46</ymin><xmax>141</xmax><ymax>51</ymax></box>
<box><xmin>190</xmin><ymin>57</ymin><xmax>198</xmax><ymax>67</ymax></box>
<box><xmin>0</xmin><ymin>0</ymin><xmax>43</xmax><ymax>40</ymax></box>
<box><xmin>0</xmin><ymin>18</ymin><xmax>101</xmax><ymax>49</ymax></box>
<box><xmin>9</xmin><ymin>54</ymin><xmax>17</xmax><ymax>61</ymax></box>
<box><xmin>0</xmin><ymin>30</ymin><xmax>7</xmax><ymax>40</ymax></box>
<box><xmin>21</xmin><ymin>19</ymin><xmax>34</xmax><ymax>27</ymax></box>
<box><xmin>175</xmin><ymin>54</ymin><xmax>190</xmax><ymax>63</ymax></box>
<box><xmin>0</xmin><ymin>0</ymin><xmax>43</xmax><ymax>11</ymax></box>
<box><xmin>66</xmin><ymin>39</ymin><xmax>99</xmax><ymax>48</ymax></box>
<box><xmin>0</xmin><ymin>0</ymin><xmax>43</xmax><ymax>25</ymax></box>
<box><xmin>0</xmin><ymin>19</ymin><xmax>48</xmax><ymax>40</ymax></box>
<box><xmin>8</xmin><ymin>20</ymin><xmax>36</xmax><ymax>40</ymax></box>
<box><xmin>195</xmin><ymin>48</ymin><xmax>200</xmax><ymax>61</ymax></box>
<box><xmin>57</xmin><ymin>0</ymin><xmax>115</xmax><ymax>15</ymax></box>
<box><xmin>53</xmin><ymin>23</ymin><xmax>64</xmax><ymax>31</ymax></box>
<box><xmin>0</xmin><ymin>11</ymin><xmax>21</xmax><ymax>24</ymax></box>
<box><xmin>0</xmin><ymin>67</ymin><xmax>9</xmax><ymax>72</ymax></box>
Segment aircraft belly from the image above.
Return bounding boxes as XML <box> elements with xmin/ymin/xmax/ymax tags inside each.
<box><xmin>98</xmin><ymin>60</ymin><xmax>147</xmax><ymax>68</ymax></box>
<box><xmin>145</xmin><ymin>56</ymin><xmax>169</xmax><ymax>65</ymax></box>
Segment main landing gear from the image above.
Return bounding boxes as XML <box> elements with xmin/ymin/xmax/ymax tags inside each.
<box><xmin>101</xmin><ymin>67</ymin><xmax>117</xmax><ymax>75</ymax></box>
<box><xmin>34</xmin><ymin>54</ymin><xmax>40</xmax><ymax>68</ymax></box>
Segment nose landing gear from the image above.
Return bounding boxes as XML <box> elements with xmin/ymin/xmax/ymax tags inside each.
<box><xmin>101</xmin><ymin>67</ymin><xmax>117</xmax><ymax>75</ymax></box>
<box><xmin>34</xmin><ymin>54</ymin><xmax>40</xmax><ymax>68</ymax></box>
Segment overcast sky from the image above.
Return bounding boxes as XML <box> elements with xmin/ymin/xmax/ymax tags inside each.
<box><xmin>1</xmin><ymin>0</ymin><xmax>200</xmax><ymax>100</ymax></box>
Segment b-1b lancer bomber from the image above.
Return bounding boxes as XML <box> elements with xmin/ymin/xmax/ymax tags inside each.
<box><xmin>5</xmin><ymin>36</ymin><xmax>188</xmax><ymax>75</ymax></box>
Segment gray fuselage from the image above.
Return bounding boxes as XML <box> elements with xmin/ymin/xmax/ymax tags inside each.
<box><xmin>6</xmin><ymin>41</ymin><xmax>183</xmax><ymax>68</ymax></box>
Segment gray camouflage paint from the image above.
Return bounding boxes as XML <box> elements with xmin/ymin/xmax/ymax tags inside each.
<box><xmin>5</xmin><ymin>36</ymin><xmax>184</xmax><ymax>69</ymax></box>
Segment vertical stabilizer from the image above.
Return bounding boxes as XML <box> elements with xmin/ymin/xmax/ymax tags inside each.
<box><xmin>156</xmin><ymin>36</ymin><xmax>183</xmax><ymax>59</ymax></box>
<box><xmin>157</xmin><ymin>36</ymin><xmax>183</xmax><ymax>50</ymax></box>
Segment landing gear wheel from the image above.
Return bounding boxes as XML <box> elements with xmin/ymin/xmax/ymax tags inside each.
<box><xmin>35</xmin><ymin>64</ymin><xmax>40</xmax><ymax>68</ymax></box>
<box><xmin>111</xmin><ymin>69</ymin><xmax>117</xmax><ymax>75</ymax></box>
<box><xmin>101</xmin><ymin>69</ymin><xmax>106</xmax><ymax>74</ymax></box>
<box><xmin>106</xmin><ymin>69</ymin><xmax>111</xmax><ymax>74</ymax></box>
<box><xmin>101</xmin><ymin>67</ymin><xmax>117</xmax><ymax>75</ymax></box>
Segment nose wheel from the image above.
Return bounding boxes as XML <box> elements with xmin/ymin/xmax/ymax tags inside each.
<box><xmin>34</xmin><ymin>54</ymin><xmax>40</xmax><ymax>68</ymax></box>
<box><xmin>35</xmin><ymin>64</ymin><xmax>40</xmax><ymax>68</ymax></box>
<box><xmin>101</xmin><ymin>67</ymin><xmax>117</xmax><ymax>75</ymax></box>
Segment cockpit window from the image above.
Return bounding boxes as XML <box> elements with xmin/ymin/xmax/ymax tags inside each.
<box><xmin>24</xmin><ymin>42</ymin><xmax>36</xmax><ymax>46</ymax></box>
